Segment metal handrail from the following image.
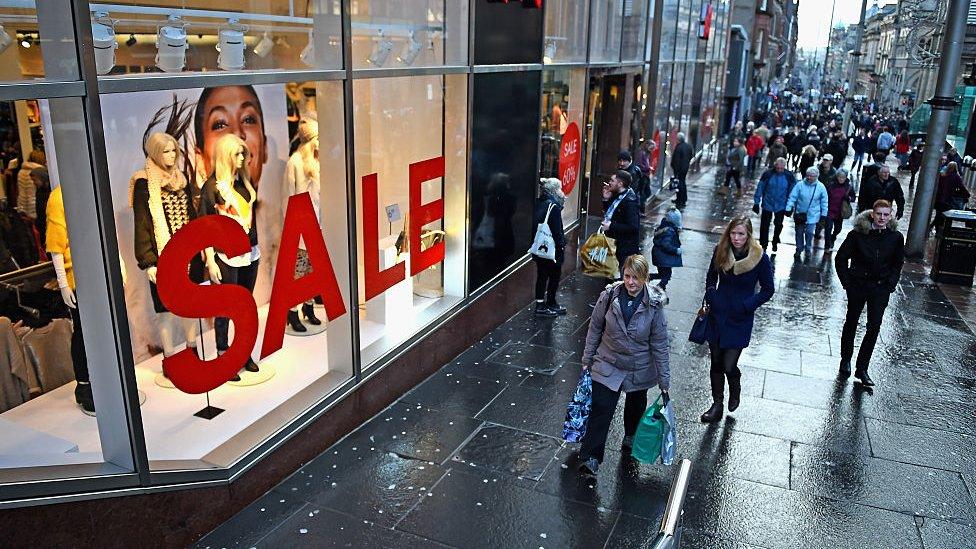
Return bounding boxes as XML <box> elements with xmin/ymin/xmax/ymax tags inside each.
<box><xmin>649</xmin><ymin>459</ymin><xmax>692</xmax><ymax>549</ymax></box>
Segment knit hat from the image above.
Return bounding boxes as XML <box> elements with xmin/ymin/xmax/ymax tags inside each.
<box><xmin>665</xmin><ymin>207</ymin><xmax>682</xmax><ymax>229</ymax></box>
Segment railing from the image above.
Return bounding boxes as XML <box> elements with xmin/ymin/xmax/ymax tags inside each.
<box><xmin>649</xmin><ymin>459</ymin><xmax>692</xmax><ymax>549</ymax></box>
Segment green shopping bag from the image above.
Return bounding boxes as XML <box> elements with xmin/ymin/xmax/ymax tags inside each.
<box><xmin>631</xmin><ymin>396</ymin><xmax>667</xmax><ymax>464</ymax></box>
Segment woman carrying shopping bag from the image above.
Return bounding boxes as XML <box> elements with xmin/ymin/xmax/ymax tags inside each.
<box><xmin>578</xmin><ymin>255</ymin><xmax>671</xmax><ymax>477</ymax></box>
<box><xmin>698</xmin><ymin>216</ymin><xmax>775</xmax><ymax>423</ymax></box>
<box><xmin>530</xmin><ymin>178</ymin><xmax>567</xmax><ymax>316</ymax></box>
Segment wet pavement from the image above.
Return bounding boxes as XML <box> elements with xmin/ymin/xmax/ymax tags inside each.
<box><xmin>198</xmin><ymin>156</ymin><xmax>976</xmax><ymax>548</ymax></box>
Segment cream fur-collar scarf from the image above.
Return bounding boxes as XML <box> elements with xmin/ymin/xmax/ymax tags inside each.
<box><xmin>719</xmin><ymin>240</ymin><xmax>764</xmax><ymax>275</ymax></box>
<box><xmin>128</xmin><ymin>159</ymin><xmax>189</xmax><ymax>257</ymax></box>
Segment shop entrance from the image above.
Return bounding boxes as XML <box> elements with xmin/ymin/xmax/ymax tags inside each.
<box><xmin>583</xmin><ymin>72</ymin><xmax>639</xmax><ymax>215</ymax></box>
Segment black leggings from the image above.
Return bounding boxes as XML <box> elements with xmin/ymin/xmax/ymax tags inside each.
<box><xmin>708</xmin><ymin>341</ymin><xmax>742</xmax><ymax>402</ymax></box>
<box><xmin>214</xmin><ymin>258</ymin><xmax>259</xmax><ymax>351</ymax></box>
<box><xmin>533</xmin><ymin>257</ymin><xmax>562</xmax><ymax>305</ymax></box>
<box><xmin>69</xmin><ymin>301</ymin><xmax>90</xmax><ymax>383</ymax></box>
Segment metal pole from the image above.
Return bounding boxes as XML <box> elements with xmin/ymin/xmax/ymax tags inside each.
<box><xmin>822</xmin><ymin>0</ymin><xmax>836</xmax><ymax>90</ymax></box>
<box><xmin>841</xmin><ymin>0</ymin><xmax>868</xmax><ymax>134</ymax></box>
<box><xmin>905</xmin><ymin>0</ymin><xmax>972</xmax><ymax>259</ymax></box>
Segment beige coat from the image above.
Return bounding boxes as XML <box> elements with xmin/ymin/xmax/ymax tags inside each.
<box><xmin>582</xmin><ymin>282</ymin><xmax>671</xmax><ymax>393</ymax></box>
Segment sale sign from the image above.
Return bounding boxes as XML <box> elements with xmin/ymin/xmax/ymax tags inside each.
<box><xmin>558</xmin><ymin>122</ymin><xmax>581</xmax><ymax>196</ymax></box>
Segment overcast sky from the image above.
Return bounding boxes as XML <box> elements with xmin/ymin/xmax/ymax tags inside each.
<box><xmin>795</xmin><ymin>0</ymin><xmax>898</xmax><ymax>50</ymax></box>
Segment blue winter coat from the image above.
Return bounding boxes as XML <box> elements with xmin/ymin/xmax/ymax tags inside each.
<box><xmin>703</xmin><ymin>242</ymin><xmax>775</xmax><ymax>349</ymax></box>
<box><xmin>754</xmin><ymin>169</ymin><xmax>797</xmax><ymax>212</ymax></box>
<box><xmin>651</xmin><ymin>220</ymin><xmax>683</xmax><ymax>268</ymax></box>
<box><xmin>786</xmin><ymin>179</ymin><xmax>829</xmax><ymax>224</ymax></box>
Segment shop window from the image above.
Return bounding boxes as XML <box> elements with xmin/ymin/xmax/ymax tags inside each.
<box><xmin>474</xmin><ymin>0</ymin><xmax>544</xmax><ymax>65</ymax></box>
<box><xmin>98</xmin><ymin>81</ymin><xmax>354</xmax><ymax>471</ymax></box>
<box><xmin>350</xmin><ymin>0</ymin><xmax>467</xmax><ymax>69</ymax></box>
<box><xmin>620</xmin><ymin>0</ymin><xmax>649</xmax><ymax>62</ymax></box>
<box><xmin>353</xmin><ymin>75</ymin><xmax>467</xmax><ymax>367</ymax></box>
<box><xmin>540</xmin><ymin>69</ymin><xmax>585</xmax><ymax>227</ymax></box>
<box><xmin>82</xmin><ymin>1</ymin><xmax>342</xmax><ymax>77</ymax></box>
<box><xmin>0</xmin><ymin>3</ymin><xmax>79</xmax><ymax>82</ymax></box>
<box><xmin>543</xmin><ymin>0</ymin><xmax>589</xmax><ymax>64</ymax></box>
<box><xmin>0</xmin><ymin>96</ymin><xmax>132</xmax><ymax>484</ymax></box>
<box><xmin>589</xmin><ymin>0</ymin><xmax>623</xmax><ymax>63</ymax></box>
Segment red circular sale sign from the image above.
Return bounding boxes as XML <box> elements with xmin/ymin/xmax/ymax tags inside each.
<box><xmin>558</xmin><ymin>122</ymin><xmax>581</xmax><ymax>196</ymax></box>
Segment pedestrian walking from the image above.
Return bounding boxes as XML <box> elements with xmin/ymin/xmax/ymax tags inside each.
<box><xmin>618</xmin><ymin>151</ymin><xmax>643</xmax><ymax>214</ymax></box>
<box><xmin>699</xmin><ymin>216</ymin><xmax>775</xmax><ymax>423</ymax></box>
<box><xmin>723</xmin><ymin>138</ymin><xmax>747</xmax><ymax>194</ymax></box>
<box><xmin>857</xmin><ymin>165</ymin><xmax>905</xmax><ymax>218</ymax></box>
<box><xmin>933</xmin><ymin>161</ymin><xmax>971</xmax><ymax>233</ymax></box>
<box><xmin>650</xmin><ymin>207</ymin><xmax>682</xmax><ymax>289</ymax></box>
<box><xmin>766</xmin><ymin>135</ymin><xmax>788</xmax><ymax>169</ymax></box>
<box><xmin>876</xmin><ymin>127</ymin><xmax>895</xmax><ymax>159</ymax></box>
<box><xmin>860</xmin><ymin>152</ymin><xmax>887</xmax><ymax>190</ymax></box>
<box><xmin>908</xmin><ymin>141</ymin><xmax>924</xmax><ymax>187</ymax></box>
<box><xmin>671</xmin><ymin>133</ymin><xmax>693</xmax><ymax>207</ymax></box>
<box><xmin>894</xmin><ymin>130</ymin><xmax>911</xmax><ymax>169</ymax></box>
<box><xmin>533</xmin><ymin>178</ymin><xmax>567</xmax><ymax>316</ymax></box>
<box><xmin>745</xmin><ymin>131</ymin><xmax>765</xmax><ymax>179</ymax></box>
<box><xmin>786</xmin><ymin>167</ymin><xmax>829</xmax><ymax>259</ymax></box>
<box><xmin>850</xmin><ymin>128</ymin><xmax>871</xmax><ymax>177</ymax></box>
<box><xmin>601</xmin><ymin>169</ymin><xmax>641</xmax><ymax>271</ymax></box>
<box><xmin>797</xmin><ymin>144</ymin><xmax>818</xmax><ymax>177</ymax></box>
<box><xmin>579</xmin><ymin>255</ymin><xmax>670</xmax><ymax>476</ymax></box>
<box><xmin>753</xmin><ymin>157</ymin><xmax>796</xmax><ymax>252</ymax></box>
<box><xmin>835</xmin><ymin>200</ymin><xmax>905</xmax><ymax>387</ymax></box>
<box><xmin>824</xmin><ymin>168</ymin><xmax>856</xmax><ymax>251</ymax></box>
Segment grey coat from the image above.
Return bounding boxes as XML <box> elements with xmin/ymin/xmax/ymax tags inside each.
<box><xmin>582</xmin><ymin>282</ymin><xmax>671</xmax><ymax>393</ymax></box>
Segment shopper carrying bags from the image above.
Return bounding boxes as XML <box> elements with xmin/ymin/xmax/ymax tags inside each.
<box><xmin>699</xmin><ymin>216</ymin><xmax>775</xmax><ymax>423</ymax></box>
<box><xmin>530</xmin><ymin>178</ymin><xmax>567</xmax><ymax>316</ymax></box>
<box><xmin>578</xmin><ymin>255</ymin><xmax>670</xmax><ymax>477</ymax></box>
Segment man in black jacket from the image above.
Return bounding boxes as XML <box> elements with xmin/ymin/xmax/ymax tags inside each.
<box><xmin>835</xmin><ymin>201</ymin><xmax>905</xmax><ymax>387</ymax></box>
<box><xmin>671</xmin><ymin>133</ymin><xmax>693</xmax><ymax>208</ymax></box>
<box><xmin>860</xmin><ymin>152</ymin><xmax>887</xmax><ymax>189</ymax></box>
<box><xmin>601</xmin><ymin>170</ymin><xmax>641</xmax><ymax>272</ymax></box>
<box><xmin>618</xmin><ymin>151</ymin><xmax>644</xmax><ymax>215</ymax></box>
<box><xmin>857</xmin><ymin>165</ymin><xmax>905</xmax><ymax>217</ymax></box>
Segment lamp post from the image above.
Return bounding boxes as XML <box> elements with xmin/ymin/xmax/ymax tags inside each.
<box><xmin>841</xmin><ymin>0</ymin><xmax>869</xmax><ymax>134</ymax></box>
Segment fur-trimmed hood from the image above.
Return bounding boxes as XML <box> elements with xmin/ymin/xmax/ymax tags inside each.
<box><xmin>719</xmin><ymin>240</ymin><xmax>764</xmax><ymax>275</ymax></box>
<box><xmin>853</xmin><ymin>209</ymin><xmax>897</xmax><ymax>234</ymax></box>
<box><xmin>604</xmin><ymin>280</ymin><xmax>669</xmax><ymax>308</ymax></box>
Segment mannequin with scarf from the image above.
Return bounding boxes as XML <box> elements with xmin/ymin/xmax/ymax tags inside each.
<box><xmin>200</xmin><ymin>134</ymin><xmax>260</xmax><ymax>378</ymax></box>
<box><xmin>131</xmin><ymin>132</ymin><xmax>204</xmax><ymax>374</ymax></box>
<box><xmin>283</xmin><ymin>117</ymin><xmax>322</xmax><ymax>333</ymax></box>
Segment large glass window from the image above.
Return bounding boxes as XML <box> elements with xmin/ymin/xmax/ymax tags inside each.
<box><xmin>0</xmin><ymin>2</ymin><xmax>79</xmax><ymax>82</ymax></box>
<box><xmin>353</xmin><ymin>75</ymin><xmax>467</xmax><ymax>367</ymax></box>
<box><xmin>589</xmin><ymin>0</ymin><xmax>623</xmax><ymax>62</ymax></box>
<box><xmin>82</xmin><ymin>1</ymin><xmax>342</xmax><ymax>77</ymax></box>
<box><xmin>543</xmin><ymin>0</ymin><xmax>589</xmax><ymax>64</ymax></box>
<box><xmin>541</xmin><ymin>68</ymin><xmax>586</xmax><ymax>227</ymax></box>
<box><xmin>99</xmin><ymin>81</ymin><xmax>355</xmax><ymax>471</ymax></box>
<box><xmin>351</xmin><ymin>0</ymin><xmax>467</xmax><ymax>69</ymax></box>
<box><xmin>621</xmin><ymin>0</ymin><xmax>649</xmax><ymax>62</ymax></box>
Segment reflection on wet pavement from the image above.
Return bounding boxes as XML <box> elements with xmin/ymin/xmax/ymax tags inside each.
<box><xmin>198</xmin><ymin>161</ymin><xmax>976</xmax><ymax>548</ymax></box>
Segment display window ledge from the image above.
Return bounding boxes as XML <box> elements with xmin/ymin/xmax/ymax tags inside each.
<box><xmin>0</xmin><ymin>81</ymin><xmax>87</xmax><ymax>101</ymax></box>
<box><xmin>0</xmin><ymin>465</ymin><xmax>135</xmax><ymax>508</ymax></box>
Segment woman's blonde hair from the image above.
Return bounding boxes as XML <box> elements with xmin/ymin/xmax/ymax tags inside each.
<box><xmin>714</xmin><ymin>215</ymin><xmax>756</xmax><ymax>270</ymax></box>
<box><xmin>145</xmin><ymin>132</ymin><xmax>182</xmax><ymax>169</ymax></box>
<box><xmin>622</xmin><ymin>254</ymin><xmax>650</xmax><ymax>282</ymax></box>
<box><xmin>299</xmin><ymin>137</ymin><xmax>319</xmax><ymax>179</ymax></box>
<box><xmin>212</xmin><ymin>134</ymin><xmax>251</xmax><ymax>185</ymax></box>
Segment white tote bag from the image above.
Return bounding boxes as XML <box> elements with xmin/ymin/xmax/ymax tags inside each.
<box><xmin>528</xmin><ymin>203</ymin><xmax>557</xmax><ymax>261</ymax></box>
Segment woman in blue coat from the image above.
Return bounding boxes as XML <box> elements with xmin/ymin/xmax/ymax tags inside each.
<box><xmin>650</xmin><ymin>207</ymin><xmax>682</xmax><ymax>289</ymax></box>
<box><xmin>700</xmin><ymin>215</ymin><xmax>775</xmax><ymax>423</ymax></box>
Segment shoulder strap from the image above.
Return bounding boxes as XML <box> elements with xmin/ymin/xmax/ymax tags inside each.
<box><xmin>543</xmin><ymin>202</ymin><xmax>555</xmax><ymax>224</ymax></box>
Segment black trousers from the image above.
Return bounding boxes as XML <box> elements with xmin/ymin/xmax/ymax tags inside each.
<box><xmin>724</xmin><ymin>168</ymin><xmax>742</xmax><ymax>189</ymax></box>
<box><xmin>758</xmin><ymin>209</ymin><xmax>786</xmax><ymax>248</ymax></box>
<box><xmin>215</xmin><ymin>258</ymin><xmax>259</xmax><ymax>351</ymax></box>
<box><xmin>579</xmin><ymin>380</ymin><xmax>647</xmax><ymax>463</ymax></box>
<box><xmin>533</xmin><ymin>257</ymin><xmax>562</xmax><ymax>305</ymax></box>
<box><xmin>708</xmin><ymin>341</ymin><xmax>742</xmax><ymax>403</ymax></box>
<box><xmin>840</xmin><ymin>286</ymin><xmax>891</xmax><ymax>372</ymax></box>
<box><xmin>674</xmin><ymin>170</ymin><xmax>689</xmax><ymax>205</ymax></box>
<box><xmin>68</xmin><ymin>301</ymin><xmax>90</xmax><ymax>383</ymax></box>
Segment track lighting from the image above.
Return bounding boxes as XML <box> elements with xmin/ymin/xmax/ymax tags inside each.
<box><xmin>125</xmin><ymin>33</ymin><xmax>137</xmax><ymax>47</ymax></box>
<box><xmin>20</xmin><ymin>34</ymin><xmax>31</xmax><ymax>49</ymax></box>
<box><xmin>156</xmin><ymin>15</ymin><xmax>187</xmax><ymax>72</ymax></box>
<box><xmin>299</xmin><ymin>29</ymin><xmax>315</xmax><ymax>67</ymax></box>
<box><xmin>253</xmin><ymin>31</ymin><xmax>274</xmax><ymax>58</ymax></box>
<box><xmin>366</xmin><ymin>30</ymin><xmax>394</xmax><ymax>67</ymax></box>
<box><xmin>397</xmin><ymin>31</ymin><xmax>422</xmax><ymax>65</ymax></box>
<box><xmin>217</xmin><ymin>18</ymin><xmax>247</xmax><ymax>70</ymax></box>
<box><xmin>0</xmin><ymin>24</ymin><xmax>13</xmax><ymax>54</ymax></box>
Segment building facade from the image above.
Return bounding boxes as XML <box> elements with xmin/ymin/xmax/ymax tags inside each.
<box><xmin>0</xmin><ymin>0</ymin><xmax>731</xmax><ymax>544</ymax></box>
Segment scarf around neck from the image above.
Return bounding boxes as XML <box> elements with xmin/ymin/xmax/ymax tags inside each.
<box><xmin>128</xmin><ymin>159</ymin><xmax>189</xmax><ymax>258</ymax></box>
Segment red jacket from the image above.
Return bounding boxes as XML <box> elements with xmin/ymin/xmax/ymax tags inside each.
<box><xmin>746</xmin><ymin>134</ymin><xmax>765</xmax><ymax>156</ymax></box>
<box><xmin>894</xmin><ymin>134</ymin><xmax>911</xmax><ymax>154</ymax></box>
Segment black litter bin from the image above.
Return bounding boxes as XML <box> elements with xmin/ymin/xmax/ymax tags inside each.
<box><xmin>932</xmin><ymin>210</ymin><xmax>976</xmax><ymax>285</ymax></box>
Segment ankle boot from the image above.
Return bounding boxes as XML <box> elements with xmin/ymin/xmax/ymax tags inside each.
<box><xmin>302</xmin><ymin>303</ymin><xmax>322</xmax><ymax>326</ymax></box>
<box><xmin>244</xmin><ymin>357</ymin><xmax>260</xmax><ymax>373</ymax></box>
<box><xmin>700</xmin><ymin>402</ymin><xmax>724</xmax><ymax>423</ymax></box>
<box><xmin>839</xmin><ymin>359</ymin><xmax>852</xmax><ymax>378</ymax></box>
<box><xmin>287</xmin><ymin>310</ymin><xmax>307</xmax><ymax>332</ymax></box>
<box><xmin>74</xmin><ymin>382</ymin><xmax>96</xmax><ymax>415</ymax></box>
<box><xmin>854</xmin><ymin>368</ymin><xmax>875</xmax><ymax>387</ymax></box>
<box><xmin>728</xmin><ymin>374</ymin><xmax>742</xmax><ymax>412</ymax></box>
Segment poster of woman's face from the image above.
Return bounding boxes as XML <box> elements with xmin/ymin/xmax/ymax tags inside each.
<box><xmin>100</xmin><ymin>84</ymin><xmax>288</xmax><ymax>362</ymax></box>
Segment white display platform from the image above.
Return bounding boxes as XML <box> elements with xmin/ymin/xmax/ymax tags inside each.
<box><xmin>0</xmin><ymin>417</ymin><xmax>78</xmax><ymax>468</ymax></box>
<box><xmin>0</xmin><ymin>303</ymin><xmax>341</xmax><ymax>468</ymax></box>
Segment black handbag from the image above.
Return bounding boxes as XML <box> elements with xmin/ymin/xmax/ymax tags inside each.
<box><xmin>688</xmin><ymin>296</ymin><xmax>710</xmax><ymax>344</ymax></box>
<box><xmin>792</xmin><ymin>186</ymin><xmax>817</xmax><ymax>225</ymax></box>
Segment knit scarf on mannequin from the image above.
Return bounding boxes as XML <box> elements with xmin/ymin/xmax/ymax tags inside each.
<box><xmin>128</xmin><ymin>158</ymin><xmax>188</xmax><ymax>256</ymax></box>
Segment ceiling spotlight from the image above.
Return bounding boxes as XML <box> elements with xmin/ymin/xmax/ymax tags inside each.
<box><xmin>366</xmin><ymin>29</ymin><xmax>394</xmax><ymax>67</ymax></box>
<box><xmin>20</xmin><ymin>34</ymin><xmax>31</xmax><ymax>49</ymax></box>
<box><xmin>253</xmin><ymin>31</ymin><xmax>274</xmax><ymax>58</ymax></box>
<box><xmin>0</xmin><ymin>24</ymin><xmax>13</xmax><ymax>54</ymax></box>
<box><xmin>125</xmin><ymin>33</ymin><xmax>137</xmax><ymax>47</ymax></box>
<box><xmin>397</xmin><ymin>31</ymin><xmax>422</xmax><ymax>65</ymax></box>
<box><xmin>299</xmin><ymin>29</ymin><xmax>315</xmax><ymax>67</ymax></box>
<box><xmin>91</xmin><ymin>13</ymin><xmax>118</xmax><ymax>74</ymax></box>
<box><xmin>217</xmin><ymin>19</ymin><xmax>247</xmax><ymax>70</ymax></box>
<box><xmin>543</xmin><ymin>39</ymin><xmax>557</xmax><ymax>64</ymax></box>
<box><xmin>156</xmin><ymin>15</ymin><xmax>187</xmax><ymax>72</ymax></box>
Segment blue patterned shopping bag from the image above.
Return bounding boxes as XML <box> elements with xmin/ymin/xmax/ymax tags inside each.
<box><xmin>562</xmin><ymin>368</ymin><xmax>592</xmax><ymax>442</ymax></box>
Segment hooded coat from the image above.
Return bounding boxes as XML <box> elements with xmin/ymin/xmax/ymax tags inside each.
<box><xmin>583</xmin><ymin>282</ymin><xmax>670</xmax><ymax>393</ymax></box>
<box><xmin>703</xmin><ymin>241</ymin><xmax>775</xmax><ymax>349</ymax></box>
<box><xmin>786</xmin><ymin>178</ymin><xmax>829</xmax><ymax>224</ymax></box>
<box><xmin>651</xmin><ymin>212</ymin><xmax>682</xmax><ymax>268</ymax></box>
<box><xmin>835</xmin><ymin>210</ymin><xmax>904</xmax><ymax>293</ymax></box>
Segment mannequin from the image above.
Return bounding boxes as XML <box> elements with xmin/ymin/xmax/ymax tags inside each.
<box><xmin>130</xmin><ymin>132</ymin><xmax>204</xmax><ymax>373</ymax></box>
<box><xmin>284</xmin><ymin>117</ymin><xmax>322</xmax><ymax>333</ymax></box>
<box><xmin>199</xmin><ymin>134</ymin><xmax>259</xmax><ymax>379</ymax></box>
<box><xmin>45</xmin><ymin>181</ymin><xmax>94</xmax><ymax>414</ymax></box>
